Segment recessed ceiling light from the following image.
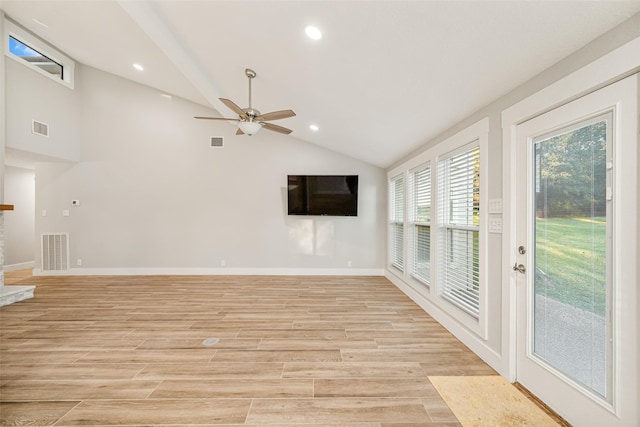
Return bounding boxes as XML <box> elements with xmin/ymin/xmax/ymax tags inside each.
<box><xmin>310</xmin><ymin>124</ymin><xmax>319</xmax><ymax>132</ymax></box>
<box><xmin>305</xmin><ymin>25</ymin><xmax>322</xmax><ymax>40</ymax></box>
<box><xmin>133</xmin><ymin>63</ymin><xmax>144</xmax><ymax>71</ymax></box>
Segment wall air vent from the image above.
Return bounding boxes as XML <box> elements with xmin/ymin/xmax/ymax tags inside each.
<box><xmin>32</xmin><ymin>120</ymin><xmax>49</xmax><ymax>137</ymax></box>
<box><xmin>41</xmin><ymin>233</ymin><xmax>69</xmax><ymax>272</ymax></box>
<box><xmin>210</xmin><ymin>136</ymin><xmax>224</xmax><ymax>147</ymax></box>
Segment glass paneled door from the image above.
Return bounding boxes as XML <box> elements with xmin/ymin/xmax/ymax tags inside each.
<box><xmin>533</xmin><ymin>113</ymin><xmax>612</xmax><ymax>399</ymax></box>
<box><xmin>514</xmin><ymin>75</ymin><xmax>638</xmax><ymax>426</ymax></box>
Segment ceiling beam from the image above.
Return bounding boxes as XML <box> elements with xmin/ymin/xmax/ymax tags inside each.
<box><xmin>116</xmin><ymin>0</ymin><xmax>231</xmax><ymax>118</ymax></box>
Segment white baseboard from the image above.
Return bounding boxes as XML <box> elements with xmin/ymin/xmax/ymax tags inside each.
<box><xmin>32</xmin><ymin>267</ymin><xmax>385</xmax><ymax>277</ymax></box>
<box><xmin>4</xmin><ymin>261</ymin><xmax>35</xmax><ymax>272</ymax></box>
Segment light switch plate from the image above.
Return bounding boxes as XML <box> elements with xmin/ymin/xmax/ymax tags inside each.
<box><xmin>489</xmin><ymin>218</ymin><xmax>502</xmax><ymax>233</ymax></box>
<box><xmin>488</xmin><ymin>199</ymin><xmax>503</xmax><ymax>214</ymax></box>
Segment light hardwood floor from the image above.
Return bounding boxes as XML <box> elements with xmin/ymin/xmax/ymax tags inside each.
<box><xmin>0</xmin><ymin>271</ymin><xmax>550</xmax><ymax>426</ymax></box>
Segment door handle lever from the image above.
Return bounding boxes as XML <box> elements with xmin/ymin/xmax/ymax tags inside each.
<box><xmin>513</xmin><ymin>263</ymin><xmax>526</xmax><ymax>274</ymax></box>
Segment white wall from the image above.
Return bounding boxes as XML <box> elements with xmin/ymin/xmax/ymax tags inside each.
<box><xmin>0</xmin><ymin>11</ymin><xmax>5</xmax><ymax>204</ymax></box>
<box><xmin>30</xmin><ymin>65</ymin><xmax>386</xmax><ymax>273</ymax></box>
<box><xmin>5</xmin><ymin>58</ymin><xmax>81</xmax><ymax>162</ymax></box>
<box><xmin>3</xmin><ymin>166</ymin><xmax>34</xmax><ymax>269</ymax></box>
<box><xmin>3</xmin><ymin>19</ymin><xmax>81</xmax><ymax>272</ymax></box>
<box><xmin>385</xmin><ymin>13</ymin><xmax>640</xmax><ymax>376</ymax></box>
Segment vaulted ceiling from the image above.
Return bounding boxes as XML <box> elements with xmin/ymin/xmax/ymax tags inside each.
<box><xmin>3</xmin><ymin>1</ymin><xmax>640</xmax><ymax>168</ymax></box>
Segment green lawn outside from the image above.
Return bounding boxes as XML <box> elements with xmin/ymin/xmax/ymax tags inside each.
<box><xmin>535</xmin><ymin>217</ymin><xmax>606</xmax><ymax>316</ymax></box>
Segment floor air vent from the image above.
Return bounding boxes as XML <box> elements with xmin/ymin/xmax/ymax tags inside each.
<box><xmin>32</xmin><ymin>120</ymin><xmax>49</xmax><ymax>137</ymax></box>
<box><xmin>41</xmin><ymin>233</ymin><xmax>69</xmax><ymax>271</ymax></box>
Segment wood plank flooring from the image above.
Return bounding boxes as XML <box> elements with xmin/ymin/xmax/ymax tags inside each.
<box><xmin>1</xmin><ymin>272</ymin><xmax>520</xmax><ymax>426</ymax></box>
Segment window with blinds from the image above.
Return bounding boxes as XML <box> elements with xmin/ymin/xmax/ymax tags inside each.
<box><xmin>410</xmin><ymin>165</ymin><xmax>431</xmax><ymax>285</ymax></box>
<box><xmin>389</xmin><ymin>175</ymin><xmax>405</xmax><ymax>271</ymax></box>
<box><xmin>437</xmin><ymin>143</ymin><xmax>480</xmax><ymax>318</ymax></box>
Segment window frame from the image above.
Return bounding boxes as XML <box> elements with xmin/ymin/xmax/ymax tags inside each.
<box><xmin>389</xmin><ymin>173</ymin><xmax>405</xmax><ymax>272</ymax></box>
<box><xmin>4</xmin><ymin>19</ymin><xmax>75</xmax><ymax>89</ymax></box>
<box><xmin>437</xmin><ymin>143</ymin><xmax>481</xmax><ymax>318</ymax></box>
<box><xmin>387</xmin><ymin>117</ymin><xmax>488</xmax><ymax>339</ymax></box>
<box><xmin>408</xmin><ymin>162</ymin><xmax>432</xmax><ymax>286</ymax></box>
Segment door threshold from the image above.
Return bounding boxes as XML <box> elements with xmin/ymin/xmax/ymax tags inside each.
<box><xmin>514</xmin><ymin>382</ymin><xmax>572</xmax><ymax>427</ymax></box>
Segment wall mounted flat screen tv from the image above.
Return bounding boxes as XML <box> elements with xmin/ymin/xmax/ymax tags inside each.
<box><xmin>288</xmin><ymin>175</ymin><xmax>358</xmax><ymax>216</ymax></box>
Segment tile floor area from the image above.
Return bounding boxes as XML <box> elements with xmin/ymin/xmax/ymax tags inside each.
<box><xmin>0</xmin><ymin>272</ymin><xmax>556</xmax><ymax>426</ymax></box>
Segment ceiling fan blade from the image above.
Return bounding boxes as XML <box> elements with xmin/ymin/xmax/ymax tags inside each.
<box><xmin>194</xmin><ymin>116</ymin><xmax>240</xmax><ymax>121</ymax></box>
<box><xmin>236</xmin><ymin>128</ymin><xmax>245</xmax><ymax>135</ymax></box>
<box><xmin>262</xmin><ymin>122</ymin><xmax>293</xmax><ymax>135</ymax></box>
<box><xmin>219</xmin><ymin>98</ymin><xmax>249</xmax><ymax>120</ymax></box>
<box><xmin>255</xmin><ymin>109</ymin><xmax>296</xmax><ymax>122</ymax></box>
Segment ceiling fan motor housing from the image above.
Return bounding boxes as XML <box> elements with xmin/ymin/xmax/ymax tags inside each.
<box><xmin>242</xmin><ymin>108</ymin><xmax>261</xmax><ymax>121</ymax></box>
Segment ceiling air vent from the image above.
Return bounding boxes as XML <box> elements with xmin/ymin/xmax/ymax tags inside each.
<box><xmin>210</xmin><ymin>136</ymin><xmax>223</xmax><ymax>148</ymax></box>
<box><xmin>32</xmin><ymin>120</ymin><xmax>49</xmax><ymax>137</ymax></box>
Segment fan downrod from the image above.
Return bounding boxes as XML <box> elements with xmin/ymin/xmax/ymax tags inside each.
<box><xmin>245</xmin><ymin>68</ymin><xmax>257</xmax><ymax>110</ymax></box>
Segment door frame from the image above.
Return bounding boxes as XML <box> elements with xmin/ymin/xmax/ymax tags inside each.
<box><xmin>515</xmin><ymin>80</ymin><xmax>636</xmax><ymax>423</ymax></box>
<box><xmin>501</xmin><ymin>37</ymin><xmax>640</xmax><ymax>422</ymax></box>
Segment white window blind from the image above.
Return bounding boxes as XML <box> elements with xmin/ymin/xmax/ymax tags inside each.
<box><xmin>437</xmin><ymin>144</ymin><xmax>480</xmax><ymax>318</ymax></box>
<box><xmin>410</xmin><ymin>165</ymin><xmax>431</xmax><ymax>285</ymax></box>
<box><xmin>390</xmin><ymin>175</ymin><xmax>404</xmax><ymax>271</ymax></box>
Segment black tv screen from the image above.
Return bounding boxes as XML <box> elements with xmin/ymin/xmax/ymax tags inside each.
<box><xmin>288</xmin><ymin>175</ymin><xmax>358</xmax><ymax>216</ymax></box>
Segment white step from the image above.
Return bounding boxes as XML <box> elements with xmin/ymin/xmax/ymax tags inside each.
<box><xmin>0</xmin><ymin>285</ymin><xmax>36</xmax><ymax>307</ymax></box>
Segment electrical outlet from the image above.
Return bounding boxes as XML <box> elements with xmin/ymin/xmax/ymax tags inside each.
<box><xmin>76</xmin><ymin>259</ymin><xmax>82</xmax><ymax>266</ymax></box>
<box><xmin>347</xmin><ymin>261</ymin><xmax>352</xmax><ymax>268</ymax></box>
<box><xmin>41</xmin><ymin>209</ymin><xmax>47</xmax><ymax>217</ymax></box>
<box><xmin>62</xmin><ymin>210</ymin><xmax>70</xmax><ymax>217</ymax></box>
<box><xmin>220</xmin><ymin>260</ymin><xmax>226</xmax><ymax>267</ymax></box>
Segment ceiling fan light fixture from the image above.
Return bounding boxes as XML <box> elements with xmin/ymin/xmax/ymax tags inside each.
<box><xmin>238</xmin><ymin>121</ymin><xmax>262</xmax><ymax>136</ymax></box>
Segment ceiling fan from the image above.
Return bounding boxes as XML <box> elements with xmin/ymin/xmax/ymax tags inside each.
<box><xmin>195</xmin><ymin>68</ymin><xmax>296</xmax><ymax>136</ymax></box>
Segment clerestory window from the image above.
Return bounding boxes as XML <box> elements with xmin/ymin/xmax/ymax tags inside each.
<box><xmin>5</xmin><ymin>20</ymin><xmax>75</xmax><ymax>89</ymax></box>
<box><xmin>9</xmin><ymin>36</ymin><xmax>63</xmax><ymax>79</ymax></box>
